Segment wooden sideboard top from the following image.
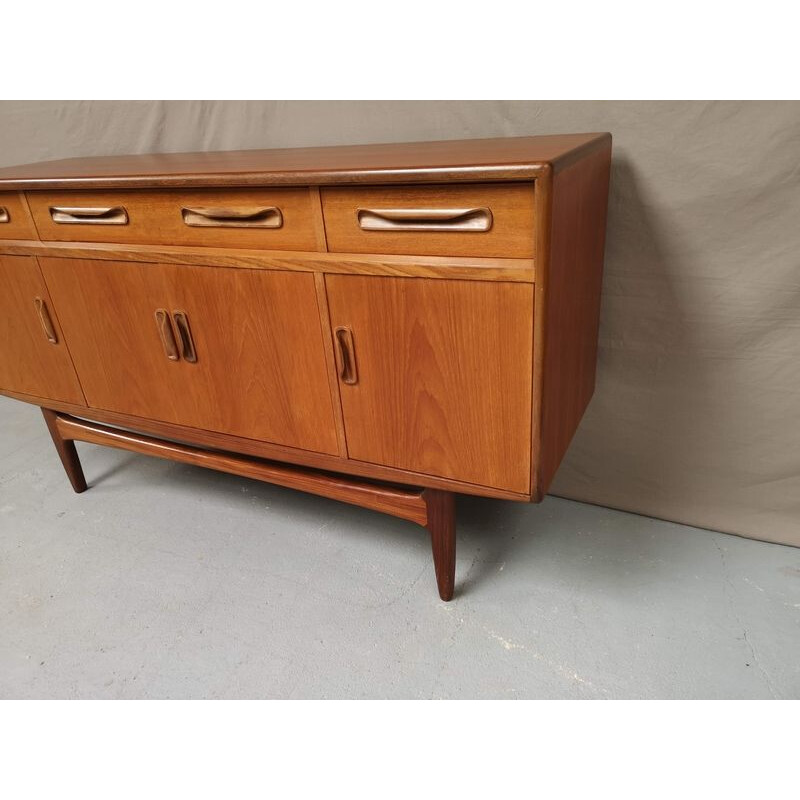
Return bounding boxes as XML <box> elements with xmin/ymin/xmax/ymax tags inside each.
<box><xmin>0</xmin><ymin>133</ymin><xmax>611</xmax><ymax>191</ymax></box>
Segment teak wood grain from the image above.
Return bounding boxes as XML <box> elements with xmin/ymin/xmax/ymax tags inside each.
<box><xmin>0</xmin><ymin>134</ymin><xmax>611</xmax><ymax>190</ymax></box>
<box><xmin>321</xmin><ymin>183</ymin><xmax>536</xmax><ymax>258</ymax></box>
<box><xmin>38</xmin><ymin>257</ymin><xmax>340</xmax><ymax>455</ymax></box>
<box><xmin>536</xmin><ymin>144</ymin><xmax>612</xmax><ymax>495</ymax></box>
<box><xmin>308</xmin><ymin>186</ymin><xmax>329</xmax><ymax>252</ymax></box>
<box><xmin>0</xmin><ymin>134</ymin><xmax>613</xmax><ymax>600</ymax></box>
<box><xmin>313</xmin><ymin>272</ymin><xmax>349</xmax><ymax>457</ymax></box>
<box><xmin>28</xmin><ymin>188</ymin><xmax>321</xmax><ymax>251</ymax></box>
<box><xmin>0</xmin><ymin>255</ymin><xmax>85</xmax><ymax>404</ymax></box>
<box><xmin>326</xmin><ymin>275</ymin><xmax>534</xmax><ymax>493</ymax></box>
<box><xmin>0</xmin><ymin>192</ymin><xmax>38</xmax><ymax>239</ymax></box>
<box><xmin>0</xmin><ymin>240</ymin><xmax>535</xmax><ymax>283</ymax></box>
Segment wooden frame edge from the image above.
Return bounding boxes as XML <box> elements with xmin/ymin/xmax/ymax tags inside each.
<box><xmin>530</xmin><ymin>164</ymin><xmax>553</xmax><ymax>501</ymax></box>
<box><xmin>0</xmin><ymin>240</ymin><xmax>535</xmax><ymax>283</ymax></box>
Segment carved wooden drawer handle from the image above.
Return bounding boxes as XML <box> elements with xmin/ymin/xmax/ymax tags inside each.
<box><xmin>0</xmin><ymin>207</ymin><xmax>9</xmax><ymax>223</ymax></box>
<box><xmin>34</xmin><ymin>297</ymin><xmax>58</xmax><ymax>344</ymax></box>
<box><xmin>155</xmin><ymin>309</ymin><xmax>179</xmax><ymax>361</ymax></box>
<box><xmin>334</xmin><ymin>326</ymin><xmax>358</xmax><ymax>385</ymax></box>
<box><xmin>356</xmin><ymin>207</ymin><xmax>493</xmax><ymax>232</ymax></box>
<box><xmin>50</xmin><ymin>206</ymin><xmax>129</xmax><ymax>225</ymax></box>
<box><xmin>181</xmin><ymin>206</ymin><xmax>283</xmax><ymax>229</ymax></box>
<box><xmin>172</xmin><ymin>311</ymin><xmax>198</xmax><ymax>363</ymax></box>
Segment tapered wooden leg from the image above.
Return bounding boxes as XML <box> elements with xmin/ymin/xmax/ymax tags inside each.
<box><xmin>423</xmin><ymin>489</ymin><xmax>456</xmax><ymax>601</ymax></box>
<box><xmin>41</xmin><ymin>408</ymin><xmax>87</xmax><ymax>493</ymax></box>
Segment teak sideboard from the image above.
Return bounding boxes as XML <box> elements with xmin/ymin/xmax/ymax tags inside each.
<box><xmin>0</xmin><ymin>134</ymin><xmax>612</xmax><ymax>600</ymax></box>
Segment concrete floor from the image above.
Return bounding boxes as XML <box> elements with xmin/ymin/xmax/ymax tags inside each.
<box><xmin>1</xmin><ymin>397</ymin><xmax>799</xmax><ymax>699</ymax></box>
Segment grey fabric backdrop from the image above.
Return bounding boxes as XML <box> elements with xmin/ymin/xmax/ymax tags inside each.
<box><xmin>1</xmin><ymin>100</ymin><xmax>798</xmax><ymax>546</ymax></box>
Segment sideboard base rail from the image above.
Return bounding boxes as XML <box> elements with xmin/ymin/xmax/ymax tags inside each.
<box><xmin>40</xmin><ymin>408</ymin><xmax>457</xmax><ymax>600</ymax></box>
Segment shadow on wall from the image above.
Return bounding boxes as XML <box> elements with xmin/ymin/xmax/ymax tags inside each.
<box><xmin>549</xmin><ymin>155</ymin><xmax>718</xmax><ymax>527</ymax></box>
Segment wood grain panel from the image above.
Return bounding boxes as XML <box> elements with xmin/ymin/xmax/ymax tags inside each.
<box><xmin>38</xmin><ymin>257</ymin><xmax>339</xmax><ymax>455</ymax></box>
<box><xmin>0</xmin><ymin>134</ymin><xmax>611</xmax><ymax>190</ymax></box>
<box><xmin>28</xmin><ymin>188</ymin><xmax>320</xmax><ymax>250</ymax></box>
<box><xmin>308</xmin><ymin>186</ymin><xmax>328</xmax><ymax>251</ymax></box>
<box><xmin>0</xmin><ymin>192</ymin><xmax>37</xmax><ymax>240</ymax></box>
<box><xmin>314</xmin><ymin>272</ymin><xmax>348</xmax><ymax>456</ymax></box>
<box><xmin>0</xmin><ymin>255</ymin><xmax>85</xmax><ymax>404</ymax></box>
<box><xmin>528</xmin><ymin>165</ymin><xmax>553</xmax><ymax>499</ymax></box>
<box><xmin>536</xmin><ymin>142</ymin><xmax>612</xmax><ymax>495</ymax></box>
<box><xmin>322</xmin><ymin>183</ymin><xmax>535</xmax><ymax>258</ymax></box>
<box><xmin>0</xmin><ymin>239</ymin><xmax>535</xmax><ymax>283</ymax></box>
<box><xmin>326</xmin><ymin>275</ymin><xmax>534</xmax><ymax>493</ymax></box>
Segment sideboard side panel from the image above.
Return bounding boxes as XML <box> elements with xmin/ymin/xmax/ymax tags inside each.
<box><xmin>537</xmin><ymin>142</ymin><xmax>612</xmax><ymax>495</ymax></box>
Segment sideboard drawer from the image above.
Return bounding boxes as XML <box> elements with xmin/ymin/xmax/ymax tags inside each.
<box><xmin>0</xmin><ymin>192</ymin><xmax>37</xmax><ymax>239</ymax></box>
<box><xmin>321</xmin><ymin>183</ymin><xmax>536</xmax><ymax>258</ymax></box>
<box><xmin>27</xmin><ymin>188</ymin><xmax>321</xmax><ymax>250</ymax></box>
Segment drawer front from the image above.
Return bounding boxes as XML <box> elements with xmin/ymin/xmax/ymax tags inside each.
<box><xmin>321</xmin><ymin>183</ymin><xmax>535</xmax><ymax>258</ymax></box>
<box><xmin>0</xmin><ymin>192</ymin><xmax>38</xmax><ymax>240</ymax></box>
<box><xmin>27</xmin><ymin>188</ymin><xmax>321</xmax><ymax>250</ymax></box>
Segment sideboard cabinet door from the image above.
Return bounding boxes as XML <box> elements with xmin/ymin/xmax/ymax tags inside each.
<box><xmin>0</xmin><ymin>255</ymin><xmax>85</xmax><ymax>405</ymax></box>
<box><xmin>39</xmin><ymin>258</ymin><xmax>340</xmax><ymax>455</ymax></box>
<box><xmin>326</xmin><ymin>275</ymin><xmax>534</xmax><ymax>493</ymax></box>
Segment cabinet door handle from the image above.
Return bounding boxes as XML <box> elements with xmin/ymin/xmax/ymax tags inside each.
<box><xmin>356</xmin><ymin>207</ymin><xmax>493</xmax><ymax>232</ymax></box>
<box><xmin>334</xmin><ymin>326</ymin><xmax>358</xmax><ymax>385</ymax></box>
<box><xmin>172</xmin><ymin>311</ymin><xmax>198</xmax><ymax>363</ymax></box>
<box><xmin>34</xmin><ymin>297</ymin><xmax>58</xmax><ymax>344</ymax></box>
<box><xmin>0</xmin><ymin>207</ymin><xmax>9</xmax><ymax>223</ymax></box>
<box><xmin>50</xmin><ymin>206</ymin><xmax>129</xmax><ymax>225</ymax></box>
<box><xmin>181</xmin><ymin>206</ymin><xmax>283</xmax><ymax>229</ymax></box>
<box><xmin>155</xmin><ymin>309</ymin><xmax>180</xmax><ymax>361</ymax></box>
